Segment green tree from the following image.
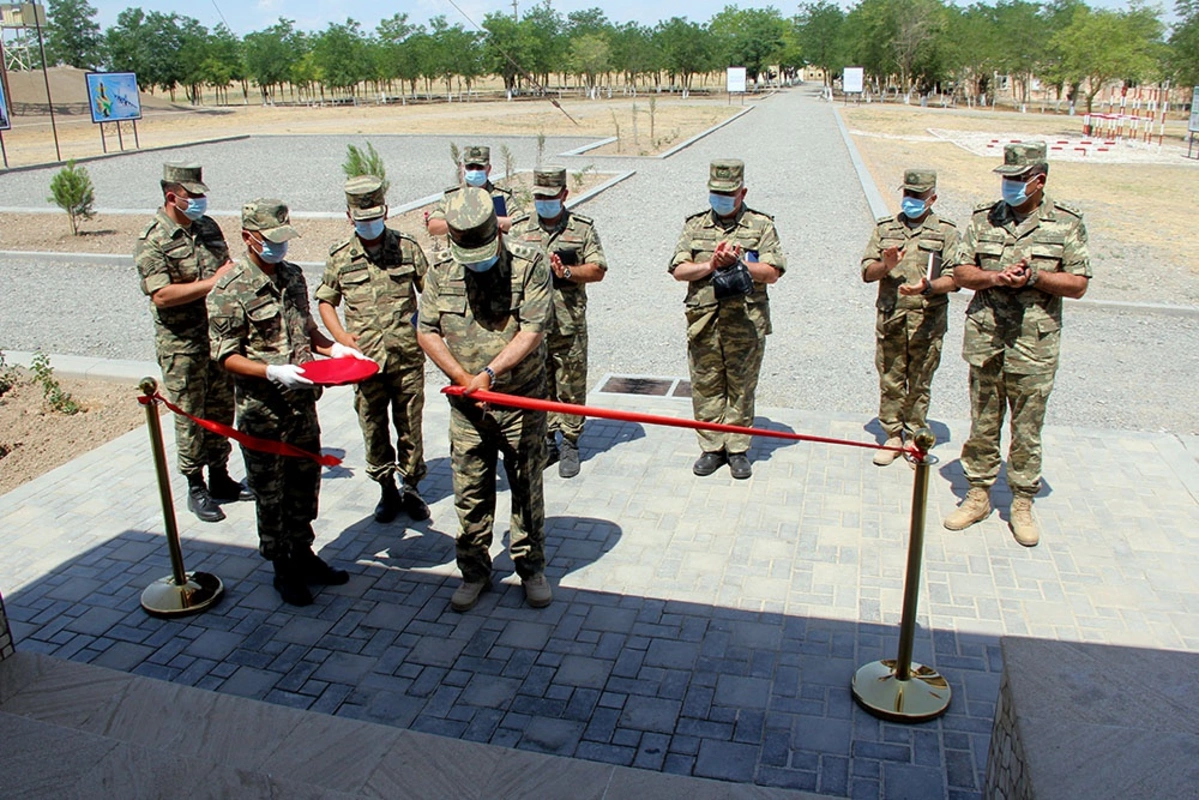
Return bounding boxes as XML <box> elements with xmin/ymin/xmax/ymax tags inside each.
<box><xmin>655</xmin><ymin>17</ymin><xmax>712</xmax><ymax>95</ymax></box>
<box><xmin>47</xmin><ymin>160</ymin><xmax>95</xmax><ymax>236</ymax></box>
<box><xmin>45</xmin><ymin>0</ymin><xmax>104</xmax><ymax>69</ymax></box>
<box><xmin>177</xmin><ymin>17</ymin><xmax>211</xmax><ymax>104</ymax></box>
<box><xmin>1052</xmin><ymin>4</ymin><xmax>1164</xmax><ymax>112</ymax></box>
<box><xmin>313</xmin><ymin>19</ymin><xmax>370</xmax><ymax>96</ymax></box>
<box><xmin>797</xmin><ymin>1</ymin><xmax>846</xmax><ymax>86</ymax></box>
<box><xmin>941</xmin><ymin>4</ymin><xmax>1000</xmax><ymax>105</ymax></box>
<box><xmin>482</xmin><ymin>13</ymin><xmax>537</xmax><ymax>94</ymax></box>
<box><xmin>570</xmin><ymin>33</ymin><xmax>611</xmax><ymax>95</ymax></box>
<box><xmin>105</xmin><ymin>9</ymin><xmax>192</xmax><ymax>99</ymax></box>
<box><xmin>521</xmin><ymin>1</ymin><xmax>567</xmax><ymax>89</ymax></box>
<box><xmin>1167</xmin><ymin>0</ymin><xmax>1199</xmax><ymax>85</ymax></box>
<box><xmin>201</xmin><ymin>24</ymin><xmax>246</xmax><ymax>104</ymax></box>
<box><xmin>610</xmin><ymin>22</ymin><xmax>660</xmax><ymax>91</ymax></box>
<box><xmin>244</xmin><ymin>18</ymin><xmax>302</xmax><ymax>102</ymax></box>
<box><xmin>709</xmin><ymin>6</ymin><xmax>788</xmax><ymax>83</ymax></box>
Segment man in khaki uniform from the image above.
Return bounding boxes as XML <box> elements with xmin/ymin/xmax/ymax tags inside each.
<box><xmin>317</xmin><ymin>175</ymin><xmax>431</xmax><ymax>524</ymax></box>
<box><xmin>416</xmin><ymin>187</ymin><xmax>553</xmax><ymax>613</ymax></box>
<box><xmin>861</xmin><ymin>168</ymin><xmax>959</xmax><ymax>466</ymax></box>
<box><xmin>511</xmin><ymin>166</ymin><xmax>607</xmax><ymax>478</ymax></box>
<box><xmin>670</xmin><ymin>159</ymin><xmax>785</xmax><ymax>480</ymax></box>
<box><xmin>945</xmin><ymin>142</ymin><xmax>1091</xmax><ymax>546</ymax></box>
<box><xmin>134</xmin><ymin>162</ymin><xmax>251</xmax><ymax>523</ymax></box>
<box><xmin>425</xmin><ymin>145</ymin><xmax>524</xmax><ymax>236</ymax></box>
<box><xmin>208</xmin><ymin>199</ymin><xmax>366</xmax><ymax>605</ymax></box>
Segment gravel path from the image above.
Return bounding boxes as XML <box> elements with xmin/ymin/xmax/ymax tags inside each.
<box><xmin>2</xmin><ymin>88</ymin><xmax>1196</xmax><ymax>434</ymax></box>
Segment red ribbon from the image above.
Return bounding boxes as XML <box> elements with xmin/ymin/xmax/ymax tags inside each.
<box><xmin>140</xmin><ymin>393</ymin><xmax>342</xmax><ymax>467</ymax></box>
<box><xmin>441</xmin><ymin>387</ymin><xmax>924</xmax><ymax>459</ymax></box>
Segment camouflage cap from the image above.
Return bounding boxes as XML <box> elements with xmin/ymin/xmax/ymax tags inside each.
<box><xmin>994</xmin><ymin>142</ymin><xmax>1047</xmax><ymax>176</ymax></box>
<box><xmin>445</xmin><ymin>187</ymin><xmax>500</xmax><ymax>263</ymax></box>
<box><xmin>344</xmin><ymin>174</ymin><xmax>387</xmax><ymax>221</ymax></box>
<box><xmin>163</xmin><ymin>162</ymin><xmax>208</xmax><ymax>194</ymax></box>
<box><xmin>901</xmin><ymin>168</ymin><xmax>936</xmax><ymax>193</ymax></box>
<box><xmin>532</xmin><ymin>167</ymin><xmax>567</xmax><ymax>197</ymax></box>
<box><xmin>708</xmin><ymin>159</ymin><xmax>744</xmax><ymax>192</ymax></box>
<box><xmin>462</xmin><ymin>145</ymin><xmax>490</xmax><ymax>166</ymax></box>
<box><xmin>241</xmin><ymin>198</ymin><xmax>300</xmax><ymax>243</ymax></box>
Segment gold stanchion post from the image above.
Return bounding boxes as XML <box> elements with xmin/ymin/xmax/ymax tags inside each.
<box><xmin>851</xmin><ymin>428</ymin><xmax>952</xmax><ymax>722</ymax></box>
<box><xmin>138</xmin><ymin>377</ymin><xmax>224</xmax><ymax>617</ymax></box>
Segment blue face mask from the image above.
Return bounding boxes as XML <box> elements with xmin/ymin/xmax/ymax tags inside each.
<box><xmin>464</xmin><ymin>254</ymin><xmax>499</xmax><ymax>273</ymax></box>
<box><xmin>354</xmin><ymin>218</ymin><xmax>386</xmax><ymax>240</ymax></box>
<box><xmin>180</xmin><ymin>196</ymin><xmax>207</xmax><ymax>221</ymax></box>
<box><xmin>256</xmin><ymin>236</ymin><xmax>288</xmax><ymax>264</ymax></box>
<box><xmin>464</xmin><ymin>169</ymin><xmax>487</xmax><ymax>188</ymax></box>
<box><xmin>901</xmin><ymin>197</ymin><xmax>927</xmax><ymax>219</ymax></box>
<box><xmin>1002</xmin><ymin>177</ymin><xmax>1031</xmax><ymax>207</ymax></box>
<box><xmin>535</xmin><ymin>198</ymin><xmax>563</xmax><ymax>219</ymax></box>
<box><xmin>709</xmin><ymin>193</ymin><xmax>737</xmax><ymax>217</ymax></box>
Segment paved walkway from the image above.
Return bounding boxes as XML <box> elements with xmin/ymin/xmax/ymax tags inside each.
<box><xmin>2</xmin><ymin>364</ymin><xmax>1197</xmax><ymax>798</ymax></box>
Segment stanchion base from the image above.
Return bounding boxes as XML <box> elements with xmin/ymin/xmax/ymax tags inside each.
<box><xmin>851</xmin><ymin>659</ymin><xmax>951</xmax><ymax>722</ymax></box>
<box><xmin>140</xmin><ymin>572</ymin><xmax>224</xmax><ymax>618</ymax></box>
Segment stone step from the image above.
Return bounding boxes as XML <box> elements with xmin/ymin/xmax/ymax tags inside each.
<box><xmin>0</xmin><ymin>651</ymin><xmax>826</xmax><ymax>799</ymax></box>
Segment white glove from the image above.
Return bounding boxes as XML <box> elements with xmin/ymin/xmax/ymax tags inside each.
<box><xmin>266</xmin><ymin>363</ymin><xmax>313</xmax><ymax>390</ymax></box>
<box><xmin>330</xmin><ymin>342</ymin><xmax>373</xmax><ymax>361</ymax></box>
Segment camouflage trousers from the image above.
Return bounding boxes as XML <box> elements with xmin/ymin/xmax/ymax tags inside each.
<box><xmin>354</xmin><ymin>363</ymin><xmax>426</xmax><ymax>487</ymax></box>
<box><xmin>875</xmin><ymin>308</ymin><xmax>946</xmax><ymax>438</ymax></box>
<box><xmin>449</xmin><ymin>398</ymin><xmax>547</xmax><ymax>583</ymax></box>
<box><xmin>157</xmin><ymin>351</ymin><xmax>234</xmax><ymax>475</ymax></box>
<box><xmin>546</xmin><ymin>328</ymin><xmax>587</xmax><ymax>444</ymax></box>
<box><xmin>686</xmin><ymin>304</ymin><xmax>764</xmax><ymax>454</ymax></box>
<box><xmin>961</xmin><ymin>356</ymin><xmax>1056</xmax><ymax>497</ymax></box>
<box><xmin>238</xmin><ymin>395</ymin><xmax>321</xmax><ymax>560</ymax></box>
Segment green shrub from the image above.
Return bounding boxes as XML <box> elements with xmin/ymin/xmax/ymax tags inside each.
<box><xmin>342</xmin><ymin>143</ymin><xmax>389</xmax><ymax>193</ymax></box>
<box><xmin>48</xmin><ymin>160</ymin><xmax>96</xmax><ymax>236</ymax></box>
<box><xmin>30</xmin><ymin>351</ymin><xmax>81</xmax><ymax>415</ymax></box>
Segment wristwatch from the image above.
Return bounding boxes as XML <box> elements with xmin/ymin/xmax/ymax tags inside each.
<box><xmin>562</xmin><ymin>266</ymin><xmax>573</xmax><ymax>280</ymax></box>
<box><xmin>482</xmin><ymin>366</ymin><xmax>496</xmax><ymax>384</ymax></box>
<box><xmin>920</xmin><ymin>278</ymin><xmax>933</xmax><ymax>296</ymax></box>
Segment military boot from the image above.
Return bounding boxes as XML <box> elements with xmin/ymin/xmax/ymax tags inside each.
<box><xmin>1009</xmin><ymin>496</ymin><xmax>1040</xmax><ymax>547</ymax></box>
<box><xmin>295</xmin><ymin>547</ymin><xmax>349</xmax><ymax>585</ymax></box>
<box><xmin>873</xmin><ymin>436</ymin><xmax>902</xmax><ymax>467</ymax></box>
<box><xmin>559</xmin><ymin>441</ymin><xmax>580</xmax><ymax>479</ymax></box>
<box><xmin>374</xmin><ymin>477</ymin><xmax>402</xmax><ymax>524</ymax></box>
<box><xmin>943</xmin><ymin>487</ymin><xmax>991</xmax><ymax>531</ymax></box>
<box><xmin>544</xmin><ymin>435</ymin><xmax>560</xmax><ymax>469</ymax></box>
<box><xmin>208</xmin><ymin>466</ymin><xmax>254</xmax><ymax>502</ymax></box>
<box><xmin>272</xmin><ymin>554</ymin><xmax>313</xmax><ymax>606</ymax></box>
<box><xmin>401</xmin><ymin>485</ymin><xmax>430</xmax><ymax>521</ymax></box>
<box><xmin>185</xmin><ymin>472</ymin><xmax>225</xmax><ymax>523</ymax></box>
<box><xmin>451</xmin><ymin>578</ymin><xmax>490</xmax><ymax>612</ymax></box>
<box><xmin>522</xmin><ymin>573</ymin><xmax>553</xmax><ymax>608</ymax></box>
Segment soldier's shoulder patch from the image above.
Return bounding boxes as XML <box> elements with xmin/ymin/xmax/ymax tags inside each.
<box><xmin>506</xmin><ymin>240</ymin><xmax>543</xmax><ymax>264</ymax></box>
<box><xmin>685</xmin><ymin>209</ymin><xmax>709</xmax><ymax>222</ymax></box>
<box><xmin>443</xmin><ymin>185</ymin><xmax>462</xmax><ymax>196</ymax></box>
<box><xmin>938</xmin><ymin>217</ymin><xmax>957</xmax><ymax>229</ymax></box>
<box><xmin>511</xmin><ymin>212</ymin><xmax>533</xmax><ymax>227</ymax></box>
<box><xmin>329</xmin><ymin>237</ymin><xmax>352</xmax><ymax>256</ymax></box>
<box><xmin>974</xmin><ymin>201</ymin><xmax>997</xmax><ymax>213</ymax></box>
<box><xmin>138</xmin><ymin>218</ymin><xmax>161</xmax><ymax>240</ymax></box>
<box><xmin>494</xmin><ymin>185</ymin><xmax>515</xmax><ymax>196</ymax></box>
<box><xmin>876</xmin><ymin>215</ymin><xmax>895</xmax><ymax>225</ymax></box>
<box><xmin>569</xmin><ymin>212</ymin><xmax>593</xmax><ymax>226</ymax></box>
<box><xmin>215</xmin><ymin>266</ymin><xmax>241</xmax><ymax>290</ymax></box>
<box><xmin>1053</xmin><ymin>199</ymin><xmax>1083</xmax><ymax>218</ymax></box>
<box><xmin>742</xmin><ymin>206</ymin><xmax>774</xmax><ymax>221</ymax></box>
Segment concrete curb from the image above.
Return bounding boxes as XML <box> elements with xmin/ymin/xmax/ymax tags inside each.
<box><xmin>831</xmin><ymin>104</ymin><xmax>890</xmax><ymax>219</ymax></box>
<box><xmin>4</xmin><ymin>351</ymin><xmax>158</xmax><ymax>382</ymax></box>
<box><xmin>0</xmin><ymin>135</ymin><xmax>252</xmax><ymax>175</ymax></box>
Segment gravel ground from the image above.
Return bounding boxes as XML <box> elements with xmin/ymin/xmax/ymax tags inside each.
<box><xmin>2</xmin><ymin>88</ymin><xmax>1196</xmax><ymax>434</ymax></box>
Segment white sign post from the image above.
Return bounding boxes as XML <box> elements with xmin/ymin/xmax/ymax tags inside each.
<box><xmin>1189</xmin><ymin>86</ymin><xmax>1199</xmax><ymax>159</ymax></box>
<box><xmin>727</xmin><ymin>67</ymin><xmax>747</xmax><ymax>105</ymax></box>
<box><xmin>844</xmin><ymin>67</ymin><xmax>864</xmax><ymax>103</ymax></box>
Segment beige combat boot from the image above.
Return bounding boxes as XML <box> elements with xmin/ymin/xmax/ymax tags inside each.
<box><xmin>1009</xmin><ymin>496</ymin><xmax>1040</xmax><ymax>547</ymax></box>
<box><xmin>873</xmin><ymin>436</ymin><xmax>902</xmax><ymax>466</ymax></box>
<box><xmin>944</xmin><ymin>487</ymin><xmax>991</xmax><ymax>530</ymax></box>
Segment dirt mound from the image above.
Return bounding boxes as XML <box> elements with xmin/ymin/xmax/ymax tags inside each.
<box><xmin>5</xmin><ymin>65</ymin><xmax>179</xmax><ymax>111</ymax></box>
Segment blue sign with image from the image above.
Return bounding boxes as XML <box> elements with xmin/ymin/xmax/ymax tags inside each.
<box><xmin>0</xmin><ymin>78</ymin><xmax>10</xmax><ymax>132</ymax></box>
<box><xmin>85</xmin><ymin>72</ymin><xmax>142</xmax><ymax>123</ymax></box>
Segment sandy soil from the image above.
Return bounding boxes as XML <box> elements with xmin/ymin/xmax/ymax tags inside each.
<box><xmin>0</xmin><ymin>368</ymin><xmax>154</xmax><ymax>495</ymax></box>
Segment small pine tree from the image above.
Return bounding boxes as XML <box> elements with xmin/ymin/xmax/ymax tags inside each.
<box><xmin>47</xmin><ymin>160</ymin><xmax>96</xmax><ymax>236</ymax></box>
<box><xmin>449</xmin><ymin>142</ymin><xmax>461</xmax><ymax>184</ymax></box>
<box><xmin>342</xmin><ymin>143</ymin><xmax>389</xmax><ymax>193</ymax></box>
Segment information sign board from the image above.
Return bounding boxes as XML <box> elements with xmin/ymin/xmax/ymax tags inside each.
<box><xmin>85</xmin><ymin>72</ymin><xmax>142</xmax><ymax>123</ymax></box>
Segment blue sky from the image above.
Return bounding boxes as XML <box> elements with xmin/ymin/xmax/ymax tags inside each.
<box><xmin>93</xmin><ymin>0</ymin><xmax>1166</xmax><ymax>38</ymax></box>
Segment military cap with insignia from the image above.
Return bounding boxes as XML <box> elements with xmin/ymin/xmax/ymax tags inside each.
<box><xmin>242</xmin><ymin>199</ymin><xmax>300</xmax><ymax>242</ymax></box>
<box><xmin>163</xmin><ymin>162</ymin><xmax>208</xmax><ymax>194</ymax></box>
<box><xmin>462</xmin><ymin>145</ymin><xmax>490</xmax><ymax>166</ymax></box>
<box><xmin>445</xmin><ymin>187</ymin><xmax>500</xmax><ymax>263</ymax></box>
<box><xmin>994</xmin><ymin>142</ymin><xmax>1048</xmax><ymax>176</ymax></box>
<box><xmin>532</xmin><ymin>167</ymin><xmax>567</xmax><ymax>197</ymax></box>
<box><xmin>901</xmin><ymin>168</ymin><xmax>936</xmax><ymax>193</ymax></box>
<box><xmin>344</xmin><ymin>174</ymin><xmax>387</xmax><ymax>220</ymax></box>
<box><xmin>708</xmin><ymin>159</ymin><xmax>744</xmax><ymax>192</ymax></box>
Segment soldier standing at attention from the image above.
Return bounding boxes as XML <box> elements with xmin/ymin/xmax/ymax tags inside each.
<box><xmin>208</xmin><ymin>200</ymin><xmax>366</xmax><ymax>605</ymax></box>
<box><xmin>669</xmin><ymin>159</ymin><xmax>785</xmax><ymax>480</ymax></box>
<box><xmin>135</xmin><ymin>162</ymin><xmax>252</xmax><ymax>523</ymax></box>
<box><xmin>316</xmin><ymin>175</ymin><xmax>431</xmax><ymax>524</ymax></box>
<box><xmin>511</xmin><ymin>167</ymin><xmax>607</xmax><ymax>479</ymax></box>
<box><xmin>861</xmin><ymin>168</ymin><xmax>959</xmax><ymax>466</ymax></box>
<box><xmin>425</xmin><ymin>145</ymin><xmax>524</xmax><ymax>236</ymax></box>
<box><xmin>945</xmin><ymin>142</ymin><xmax>1091</xmax><ymax>547</ymax></box>
<box><xmin>416</xmin><ymin>187</ymin><xmax>554</xmax><ymax>613</ymax></box>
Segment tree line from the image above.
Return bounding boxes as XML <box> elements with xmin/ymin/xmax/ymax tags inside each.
<box><xmin>34</xmin><ymin>0</ymin><xmax>1199</xmax><ymax>113</ymax></box>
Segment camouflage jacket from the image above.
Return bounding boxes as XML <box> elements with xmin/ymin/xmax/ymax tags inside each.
<box><xmin>207</xmin><ymin>257</ymin><xmax>320</xmax><ymax>408</ymax></box>
<box><xmin>314</xmin><ymin>228</ymin><xmax>429</xmax><ymax>372</ymax></box>
<box><xmin>427</xmin><ymin>183</ymin><xmax>526</xmax><ymax>224</ymax></box>
<box><xmin>669</xmin><ymin>206</ymin><xmax>786</xmax><ymax>335</ymax></box>
<box><xmin>134</xmin><ymin>209</ymin><xmax>230</xmax><ymax>356</ymax></box>
<box><xmin>510</xmin><ymin>210</ymin><xmax>606</xmax><ymax>336</ymax></box>
<box><xmin>956</xmin><ymin>195</ymin><xmax>1091</xmax><ymax>375</ymax></box>
<box><xmin>418</xmin><ymin>239</ymin><xmax>551</xmax><ymax>398</ymax></box>
<box><xmin>861</xmin><ymin>212</ymin><xmax>959</xmax><ymax>315</ymax></box>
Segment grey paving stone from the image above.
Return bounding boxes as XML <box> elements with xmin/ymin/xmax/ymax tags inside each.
<box><xmin>618</xmin><ymin>696</ymin><xmax>682</xmax><ymax>734</ymax></box>
<box><xmin>519</xmin><ymin>717</ymin><xmax>585</xmax><ymax>756</ymax></box>
<box><xmin>883</xmin><ymin>762</ymin><xmax>946</xmax><ymax>800</ymax></box>
<box><xmin>694</xmin><ymin>739</ymin><xmax>758</xmax><ymax>782</ymax></box>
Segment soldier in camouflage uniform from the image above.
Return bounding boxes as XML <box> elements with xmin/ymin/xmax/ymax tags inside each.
<box><xmin>208</xmin><ymin>199</ymin><xmax>364</xmax><ymax>605</ymax></box>
<box><xmin>425</xmin><ymin>145</ymin><xmax>525</xmax><ymax>236</ymax></box>
<box><xmin>317</xmin><ymin>175</ymin><xmax>431</xmax><ymax>524</ymax></box>
<box><xmin>670</xmin><ymin>159</ymin><xmax>786</xmax><ymax>480</ymax></box>
<box><xmin>511</xmin><ymin>166</ymin><xmax>607</xmax><ymax>479</ymax></box>
<box><xmin>861</xmin><ymin>168</ymin><xmax>959</xmax><ymax>467</ymax></box>
<box><xmin>135</xmin><ymin>162</ymin><xmax>251</xmax><ymax>523</ymax></box>
<box><xmin>416</xmin><ymin>187</ymin><xmax>554</xmax><ymax>613</ymax></box>
<box><xmin>945</xmin><ymin>143</ymin><xmax>1091</xmax><ymax>547</ymax></box>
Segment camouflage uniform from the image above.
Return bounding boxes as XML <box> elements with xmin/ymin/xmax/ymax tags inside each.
<box><xmin>207</xmin><ymin>201</ymin><xmax>322</xmax><ymax>560</ymax></box>
<box><xmin>669</xmin><ymin>160</ymin><xmax>786</xmax><ymax>455</ymax></box>
<box><xmin>861</xmin><ymin>171</ymin><xmax>959</xmax><ymax>439</ymax></box>
<box><xmin>316</xmin><ymin>177</ymin><xmax>429</xmax><ymax>489</ymax></box>
<box><xmin>418</xmin><ymin>188</ymin><xmax>552</xmax><ymax>583</ymax></box>
<box><xmin>511</xmin><ymin>167</ymin><xmax>607</xmax><ymax>445</ymax></box>
<box><xmin>135</xmin><ymin>164</ymin><xmax>234</xmax><ymax>477</ymax></box>
<box><xmin>426</xmin><ymin>145</ymin><xmax>526</xmax><ymax>227</ymax></box>
<box><xmin>956</xmin><ymin>148</ymin><xmax>1091</xmax><ymax>498</ymax></box>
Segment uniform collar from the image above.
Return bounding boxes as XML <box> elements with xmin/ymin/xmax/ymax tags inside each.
<box><xmin>706</xmin><ymin>205</ymin><xmax>747</xmax><ymax>229</ymax></box>
<box><xmin>156</xmin><ymin>208</ymin><xmax>189</xmax><ymax>238</ymax></box>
